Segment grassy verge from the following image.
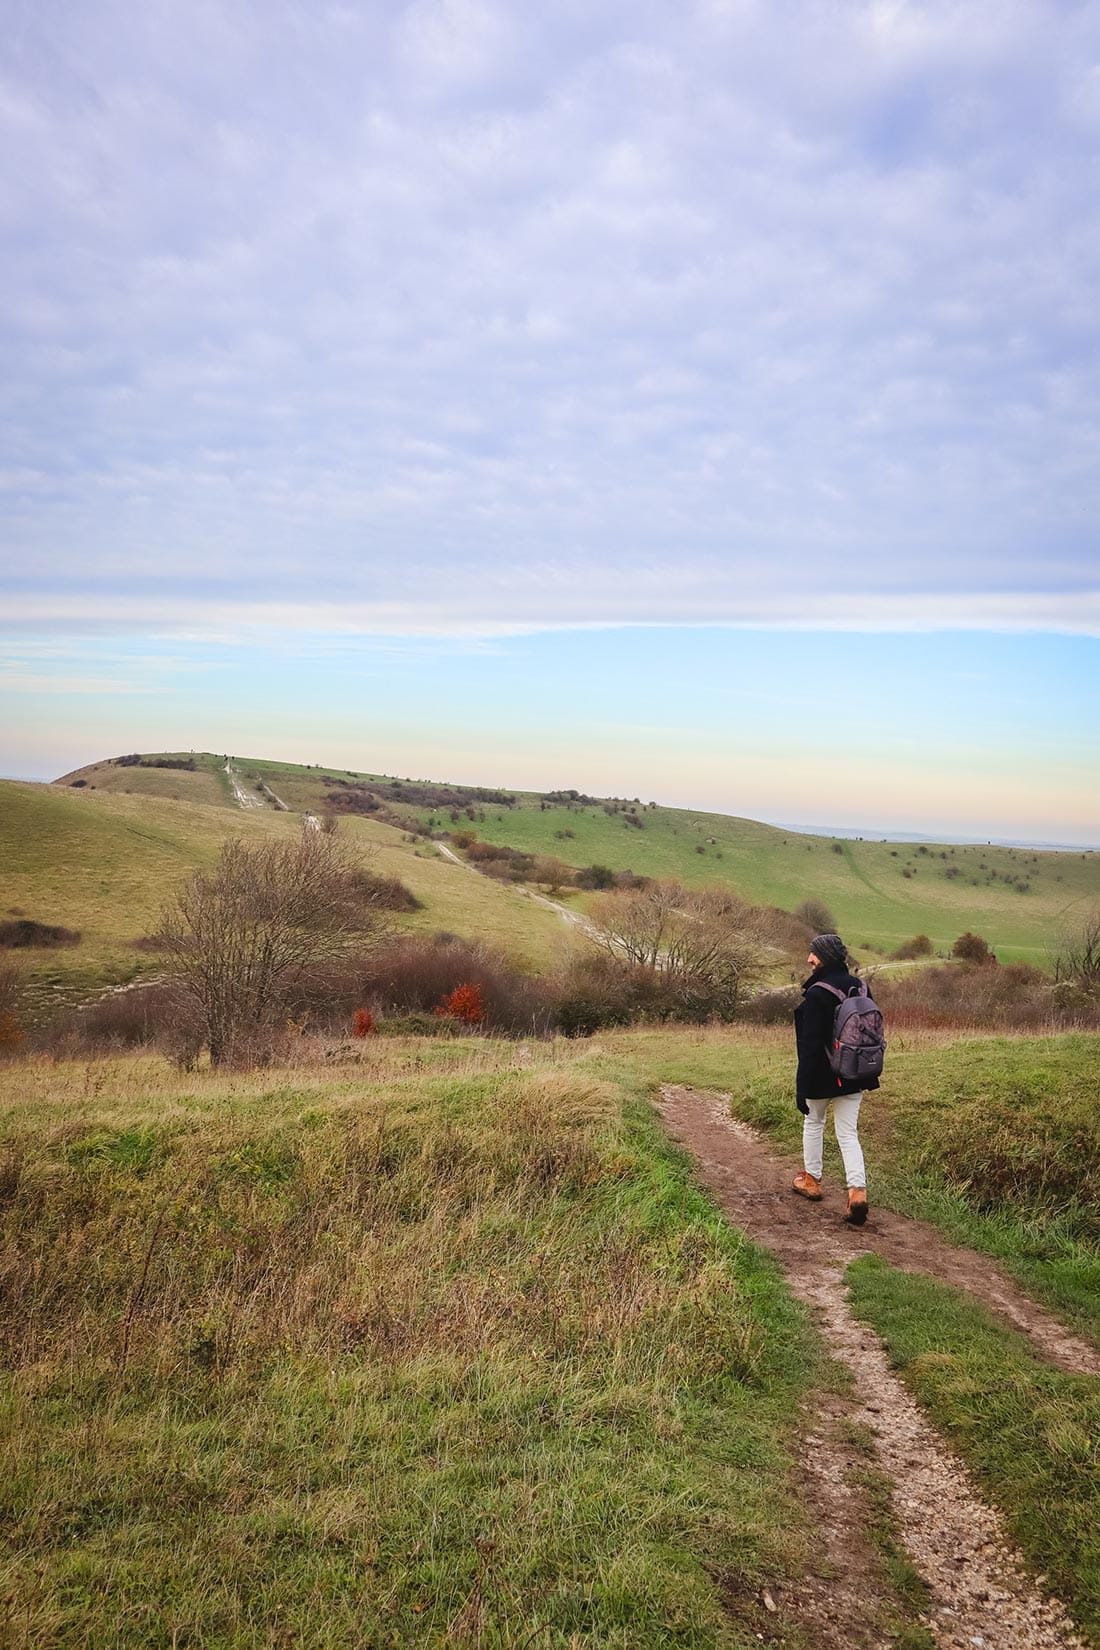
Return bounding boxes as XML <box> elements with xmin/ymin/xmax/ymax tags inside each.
<box><xmin>0</xmin><ymin>1042</ymin><xmax>818</xmax><ymax>1648</ymax></box>
<box><xmin>592</xmin><ymin>1027</ymin><xmax>1100</xmax><ymax>1346</ymax></box>
<box><xmin>841</xmin><ymin>1424</ymin><xmax>936</xmax><ymax>1650</ymax></box>
<box><xmin>847</xmin><ymin>1256</ymin><xmax>1100</xmax><ymax>1647</ymax></box>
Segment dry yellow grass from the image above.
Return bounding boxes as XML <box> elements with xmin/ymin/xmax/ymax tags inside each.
<box><xmin>0</xmin><ymin>1037</ymin><xmax>815</xmax><ymax>1648</ymax></box>
<box><xmin>0</xmin><ymin>781</ymin><xmax>569</xmax><ymax>1003</ymax></box>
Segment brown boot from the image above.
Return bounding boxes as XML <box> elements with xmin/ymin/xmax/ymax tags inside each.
<box><xmin>845</xmin><ymin>1188</ymin><xmax>868</xmax><ymax>1226</ymax></box>
<box><xmin>792</xmin><ymin>1171</ymin><xmax>823</xmax><ymax>1201</ymax></box>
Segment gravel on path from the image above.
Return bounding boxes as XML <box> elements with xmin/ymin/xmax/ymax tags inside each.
<box><xmin>658</xmin><ymin>1084</ymin><xmax>1092</xmax><ymax>1650</ymax></box>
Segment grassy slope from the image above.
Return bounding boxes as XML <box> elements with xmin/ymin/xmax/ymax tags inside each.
<box><xmin>56</xmin><ymin>751</ymin><xmax>234</xmax><ymax>809</ymax></box>
<box><xmin>199</xmin><ymin>754</ymin><xmax>1100</xmax><ymax>963</ymax></box>
<box><xmin>438</xmin><ymin>802</ymin><xmax>1100</xmax><ymax>965</ymax></box>
<box><xmin>0</xmin><ymin>1040</ymin><xmax>819</xmax><ymax>1649</ymax></box>
<box><xmin>51</xmin><ymin>751</ymin><xmax>1100</xmax><ymax>963</ymax></box>
<box><xmin>0</xmin><ymin>782</ymin><xmax>568</xmax><ymax>1004</ymax></box>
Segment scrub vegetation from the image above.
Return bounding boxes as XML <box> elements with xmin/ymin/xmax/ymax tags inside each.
<box><xmin>0</xmin><ymin>779</ymin><xmax>567</xmax><ymax>1016</ymax></box>
<box><xmin>0</xmin><ymin>1039</ymin><xmax>818</xmax><ymax>1649</ymax></box>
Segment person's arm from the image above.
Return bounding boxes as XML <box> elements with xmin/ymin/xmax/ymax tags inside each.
<box><xmin>795</xmin><ymin>986</ymin><xmax>834</xmax><ymax>1109</ymax></box>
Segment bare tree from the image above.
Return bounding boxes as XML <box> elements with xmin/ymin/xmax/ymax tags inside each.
<box><xmin>587</xmin><ymin>881</ymin><xmax>764</xmax><ymax>1019</ymax></box>
<box><xmin>158</xmin><ymin>830</ymin><xmax>386</xmax><ymax>1064</ymax></box>
<box><xmin>1054</xmin><ymin>908</ymin><xmax>1100</xmax><ymax>996</ymax></box>
<box><xmin>794</xmin><ymin>898</ymin><xmax>836</xmax><ymax>934</ymax></box>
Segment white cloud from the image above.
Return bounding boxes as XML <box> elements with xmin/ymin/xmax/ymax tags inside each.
<box><xmin>2</xmin><ymin>586</ymin><xmax>1098</xmax><ymax>638</ymax></box>
<box><xmin>2</xmin><ymin>0</ymin><xmax>1099</xmax><ymax>635</ymax></box>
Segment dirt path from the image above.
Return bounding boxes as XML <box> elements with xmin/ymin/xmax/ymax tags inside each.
<box><xmin>658</xmin><ymin>1085</ymin><xmax>1094</xmax><ymax>1650</ymax></box>
<box><xmin>433</xmin><ymin>841</ymin><xmax>603</xmax><ymax>939</ymax></box>
<box><xmin>659</xmin><ymin>1086</ymin><xmax>1099</xmax><ymax>1376</ymax></box>
<box><xmin>224</xmin><ymin>760</ymin><xmax>263</xmax><ymax>810</ymax></box>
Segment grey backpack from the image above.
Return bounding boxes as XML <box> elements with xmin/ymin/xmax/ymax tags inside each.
<box><xmin>814</xmin><ymin>980</ymin><xmax>886</xmax><ymax>1085</ymax></box>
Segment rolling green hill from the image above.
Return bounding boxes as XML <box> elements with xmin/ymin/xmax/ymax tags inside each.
<box><xmin>0</xmin><ymin>780</ymin><xmax>570</xmax><ymax>1013</ymax></box>
<box><xmin>47</xmin><ymin>750</ymin><xmax>1100</xmax><ymax>965</ymax></box>
<box><xmin>57</xmin><ymin>750</ymin><xmax>235</xmax><ymax>808</ymax></box>
<box><xmin>445</xmin><ymin>799</ymin><xmax>1100</xmax><ymax>964</ymax></box>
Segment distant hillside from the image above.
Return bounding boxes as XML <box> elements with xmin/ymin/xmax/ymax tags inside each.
<box><xmin>49</xmin><ymin>750</ymin><xmax>1100</xmax><ymax>965</ymax></box>
<box><xmin>1</xmin><ymin>779</ymin><xmax>569</xmax><ymax>1016</ymax></box>
<box><xmin>57</xmin><ymin>750</ymin><xmax>236</xmax><ymax>808</ymax></box>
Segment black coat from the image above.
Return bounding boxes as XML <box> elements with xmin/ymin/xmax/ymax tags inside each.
<box><xmin>794</xmin><ymin>964</ymin><xmax>880</xmax><ymax>1102</ymax></box>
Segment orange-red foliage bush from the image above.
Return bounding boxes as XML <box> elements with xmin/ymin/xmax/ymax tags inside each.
<box><xmin>0</xmin><ymin>1013</ymin><xmax>23</xmax><ymax>1055</ymax></box>
<box><xmin>434</xmin><ymin>982</ymin><xmax>484</xmax><ymax>1023</ymax></box>
<box><xmin>351</xmin><ymin>1007</ymin><xmax>375</xmax><ymax>1038</ymax></box>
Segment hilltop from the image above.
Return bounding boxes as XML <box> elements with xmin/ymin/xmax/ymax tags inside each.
<box><xmin>52</xmin><ymin>750</ymin><xmax>1100</xmax><ymax>966</ymax></box>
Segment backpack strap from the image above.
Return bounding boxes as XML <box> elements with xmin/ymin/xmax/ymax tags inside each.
<box><xmin>811</xmin><ymin>982</ymin><xmax>845</xmax><ymax>1003</ymax></box>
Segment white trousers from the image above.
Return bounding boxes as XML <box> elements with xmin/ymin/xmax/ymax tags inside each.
<box><xmin>803</xmin><ymin>1093</ymin><xmax>865</xmax><ymax>1189</ymax></box>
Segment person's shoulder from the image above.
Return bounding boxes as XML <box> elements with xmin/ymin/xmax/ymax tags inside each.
<box><xmin>808</xmin><ymin>969</ymin><xmax>859</xmax><ymax>996</ymax></box>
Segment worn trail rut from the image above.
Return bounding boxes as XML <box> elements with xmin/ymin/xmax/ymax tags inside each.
<box><xmin>657</xmin><ymin>1085</ymin><xmax>1095</xmax><ymax>1650</ymax></box>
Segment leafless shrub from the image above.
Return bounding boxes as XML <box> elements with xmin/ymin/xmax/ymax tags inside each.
<box><xmin>293</xmin><ymin>934</ymin><xmax>555</xmax><ymax>1036</ymax></box>
<box><xmin>552</xmin><ymin>951</ymin><xmax>671</xmax><ymax>1035</ymax></box>
<box><xmin>354</xmin><ymin>870</ymin><xmax>421</xmax><ymax>912</ymax></box>
<box><xmin>0</xmin><ymin>962</ymin><xmax>25</xmax><ymax>1058</ymax></box>
<box><xmin>1053</xmin><ymin>908</ymin><xmax>1100</xmax><ymax>997</ymax></box>
<box><xmin>130</xmin><ymin>934</ymin><xmax>165</xmax><ymax>952</ymax></box>
<box><xmin>587</xmin><ymin>881</ymin><xmax>764</xmax><ymax>1020</ymax></box>
<box><xmin>793</xmin><ymin>898</ymin><xmax>835</xmax><ymax>934</ymax></box>
<box><xmin>890</xmin><ymin>934</ymin><xmax>934</xmax><ymax>961</ymax></box>
<box><xmin>740</xmin><ymin>985</ymin><xmax>802</xmax><ymax>1024</ymax></box>
<box><xmin>952</xmin><ymin>931</ymin><xmax>992</xmax><ymax>965</ymax></box>
<box><xmin>35</xmin><ymin>981</ymin><xmax>205</xmax><ymax>1062</ymax></box>
<box><xmin>871</xmin><ymin>962</ymin><xmax>1100</xmax><ymax>1031</ymax></box>
<box><xmin>157</xmin><ymin>833</ymin><xmax>388</xmax><ymax>1065</ymax></box>
<box><xmin>0</xmin><ymin>919</ymin><xmax>81</xmax><ymax>949</ymax></box>
<box><xmin>756</xmin><ymin>905</ymin><xmax>814</xmax><ymax>952</ymax></box>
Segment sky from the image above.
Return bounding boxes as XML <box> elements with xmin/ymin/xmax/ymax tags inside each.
<box><xmin>2</xmin><ymin>0</ymin><xmax>1098</xmax><ymax>840</ymax></box>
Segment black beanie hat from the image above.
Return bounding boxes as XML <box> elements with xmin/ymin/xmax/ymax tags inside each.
<box><xmin>810</xmin><ymin>933</ymin><xmax>847</xmax><ymax>967</ymax></box>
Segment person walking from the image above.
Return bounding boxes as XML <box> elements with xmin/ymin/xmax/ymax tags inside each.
<box><xmin>792</xmin><ymin>933</ymin><xmax>874</xmax><ymax>1225</ymax></box>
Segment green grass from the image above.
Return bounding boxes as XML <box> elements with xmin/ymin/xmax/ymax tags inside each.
<box><xmin>848</xmin><ymin>1256</ymin><xmax>1100</xmax><ymax>1647</ymax></box>
<box><xmin>56</xmin><ymin>750</ymin><xmax>1100</xmax><ymax>965</ymax></box>
<box><xmin>842</xmin><ymin>1433</ymin><xmax>937</xmax><ymax>1650</ymax></box>
<box><xmin>0</xmin><ymin>781</ymin><xmax>568</xmax><ymax>1010</ymax></box>
<box><xmin>590</xmin><ymin>1026</ymin><xmax>1100</xmax><ymax>1345</ymax></box>
<box><xmin>4</xmin><ymin>1020</ymin><xmax>1096</xmax><ymax>1642</ymax></box>
<box><xmin>57</xmin><ymin>750</ymin><xmax>234</xmax><ymax>808</ymax></box>
<box><xmin>0</xmin><ymin>1042</ymin><xmax>821</xmax><ymax>1648</ymax></box>
<box><xmin>447</xmin><ymin>804</ymin><xmax>1100</xmax><ymax>966</ymax></box>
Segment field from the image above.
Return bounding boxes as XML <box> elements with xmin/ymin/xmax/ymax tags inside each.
<box><xmin>58</xmin><ymin>751</ymin><xmax>235</xmax><ymax>809</ymax></box>
<box><xmin>425</xmin><ymin>802</ymin><xmax>1100</xmax><ymax>966</ymax></box>
<box><xmin>3</xmin><ymin>1025</ymin><xmax>1099</xmax><ymax>1646</ymax></box>
<box><xmin>0</xmin><ymin>780</ymin><xmax>569</xmax><ymax>1013</ymax></box>
<box><xmin>54</xmin><ymin>750</ymin><xmax>1100</xmax><ymax>966</ymax></box>
<box><xmin>0</xmin><ymin>1036</ymin><xmax>818</xmax><ymax>1649</ymax></box>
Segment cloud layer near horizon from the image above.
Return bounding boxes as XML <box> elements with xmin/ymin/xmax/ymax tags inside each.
<box><xmin>3</xmin><ymin>0</ymin><xmax>1100</xmax><ymax>636</ymax></box>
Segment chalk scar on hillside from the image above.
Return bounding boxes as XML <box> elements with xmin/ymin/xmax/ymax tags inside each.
<box><xmin>434</xmin><ymin>840</ymin><xmax>603</xmax><ymax>940</ymax></box>
<box><xmin>224</xmin><ymin>760</ymin><xmax>263</xmax><ymax>810</ymax></box>
<box><xmin>657</xmin><ymin>1084</ymin><xmax>1094</xmax><ymax>1650</ymax></box>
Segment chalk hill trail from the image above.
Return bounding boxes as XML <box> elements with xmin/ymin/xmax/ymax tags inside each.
<box><xmin>658</xmin><ymin>1085</ymin><xmax>1098</xmax><ymax>1650</ymax></box>
<box><xmin>50</xmin><ymin>748</ymin><xmax>1100</xmax><ymax>964</ymax></box>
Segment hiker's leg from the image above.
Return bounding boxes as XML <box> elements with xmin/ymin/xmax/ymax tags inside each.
<box><xmin>832</xmin><ymin>1093</ymin><xmax>865</xmax><ymax>1189</ymax></box>
<box><xmin>802</xmin><ymin>1098</ymin><xmax>828</xmax><ymax>1179</ymax></box>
